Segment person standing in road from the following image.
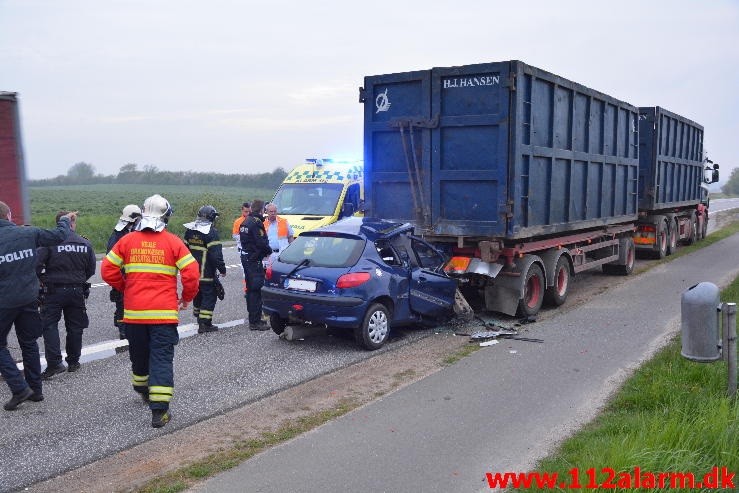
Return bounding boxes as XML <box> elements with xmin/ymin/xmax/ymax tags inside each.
<box><xmin>37</xmin><ymin>211</ymin><xmax>96</xmax><ymax>378</ymax></box>
<box><xmin>239</xmin><ymin>199</ymin><xmax>272</xmax><ymax>330</ymax></box>
<box><xmin>106</xmin><ymin>204</ymin><xmax>142</xmax><ymax>340</ymax></box>
<box><xmin>232</xmin><ymin>202</ymin><xmax>250</xmax><ymax>254</ymax></box>
<box><xmin>0</xmin><ymin>201</ymin><xmax>74</xmax><ymax>411</ymax></box>
<box><xmin>263</xmin><ymin>203</ymin><xmax>294</xmax><ymax>258</ymax></box>
<box><xmin>101</xmin><ymin>194</ymin><xmax>200</xmax><ymax>428</ymax></box>
<box><xmin>184</xmin><ymin>205</ymin><xmax>227</xmax><ymax>333</ymax></box>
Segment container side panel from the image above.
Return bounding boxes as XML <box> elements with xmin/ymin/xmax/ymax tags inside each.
<box><xmin>638</xmin><ymin>106</ymin><xmax>704</xmax><ymax>211</ymax></box>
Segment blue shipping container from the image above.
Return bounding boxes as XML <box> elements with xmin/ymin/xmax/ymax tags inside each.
<box><xmin>637</xmin><ymin>106</ymin><xmax>704</xmax><ymax>211</ymax></box>
<box><xmin>361</xmin><ymin>61</ymin><xmax>639</xmax><ymax>240</ymax></box>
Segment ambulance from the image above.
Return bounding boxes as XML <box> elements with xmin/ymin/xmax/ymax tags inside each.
<box><xmin>270</xmin><ymin>159</ymin><xmax>363</xmax><ymax>236</ymax></box>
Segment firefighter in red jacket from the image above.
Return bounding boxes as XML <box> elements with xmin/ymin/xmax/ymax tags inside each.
<box><xmin>101</xmin><ymin>194</ymin><xmax>199</xmax><ymax>428</ymax></box>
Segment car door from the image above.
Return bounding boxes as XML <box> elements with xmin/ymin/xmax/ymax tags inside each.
<box><xmin>406</xmin><ymin>237</ymin><xmax>457</xmax><ymax>317</ymax></box>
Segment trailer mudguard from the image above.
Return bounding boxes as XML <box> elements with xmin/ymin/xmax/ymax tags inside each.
<box><xmin>484</xmin><ymin>254</ymin><xmax>543</xmax><ymax>316</ymax></box>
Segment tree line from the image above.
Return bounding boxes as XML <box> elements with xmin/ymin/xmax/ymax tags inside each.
<box><xmin>29</xmin><ymin>162</ymin><xmax>288</xmax><ymax>189</ymax></box>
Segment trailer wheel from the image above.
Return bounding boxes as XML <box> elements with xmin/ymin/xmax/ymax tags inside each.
<box><xmin>517</xmin><ymin>263</ymin><xmax>544</xmax><ymax>317</ymax></box>
<box><xmin>655</xmin><ymin>219</ymin><xmax>668</xmax><ymax>259</ymax></box>
<box><xmin>615</xmin><ymin>237</ymin><xmax>635</xmax><ymax>275</ymax></box>
<box><xmin>700</xmin><ymin>214</ymin><xmax>708</xmax><ymax>239</ymax></box>
<box><xmin>666</xmin><ymin>218</ymin><xmax>678</xmax><ymax>256</ymax></box>
<box><xmin>544</xmin><ymin>256</ymin><xmax>570</xmax><ymax>307</ymax></box>
<box><xmin>684</xmin><ymin>212</ymin><xmax>698</xmax><ymax>245</ymax></box>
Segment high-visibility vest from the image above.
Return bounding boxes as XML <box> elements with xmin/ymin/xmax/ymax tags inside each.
<box><xmin>264</xmin><ymin>216</ymin><xmax>290</xmax><ymax>239</ymax></box>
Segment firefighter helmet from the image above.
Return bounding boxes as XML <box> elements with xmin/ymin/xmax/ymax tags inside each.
<box><xmin>197</xmin><ymin>205</ymin><xmax>219</xmax><ymax>223</ymax></box>
<box><xmin>137</xmin><ymin>194</ymin><xmax>173</xmax><ymax>232</ymax></box>
<box><xmin>119</xmin><ymin>204</ymin><xmax>142</xmax><ymax>223</ymax></box>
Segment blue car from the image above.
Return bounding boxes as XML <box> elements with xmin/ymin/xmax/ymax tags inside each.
<box><xmin>262</xmin><ymin>217</ymin><xmax>458</xmax><ymax>350</ymax></box>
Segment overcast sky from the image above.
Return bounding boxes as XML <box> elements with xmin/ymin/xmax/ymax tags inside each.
<box><xmin>1</xmin><ymin>0</ymin><xmax>737</xmax><ymax>181</ymax></box>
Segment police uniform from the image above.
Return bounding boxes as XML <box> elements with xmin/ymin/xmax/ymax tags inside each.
<box><xmin>106</xmin><ymin>226</ymin><xmax>134</xmax><ymax>339</ymax></box>
<box><xmin>0</xmin><ymin>214</ymin><xmax>71</xmax><ymax>409</ymax></box>
<box><xmin>184</xmin><ymin>222</ymin><xmax>226</xmax><ymax>330</ymax></box>
<box><xmin>239</xmin><ymin>212</ymin><xmax>272</xmax><ymax>326</ymax></box>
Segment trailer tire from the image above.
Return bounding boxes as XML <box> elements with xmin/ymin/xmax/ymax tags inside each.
<box><xmin>698</xmin><ymin>214</ymin><xmax>708</xmax><ymax>240</ymax></box>
<box><xmin>517</xmin><ymin>263</ymin><xmax>544</xmax><ymax>317</ymax></box>
<box><xmin>684</xmin><ymin>212</ymin><xmax>698</xmax><ymax>245</ymax></box>
<box><xmin>544</xmin><ymin>256</ymin><xmax>570</xmax><ymax>307</ymax></box>
<box><xmin>603</xmin><ymin>236</ymin><xmax>635</xmax><ymax>276</ymax></box>
<box><xmin>654</xmin><ymin>219</ymin><xmax>668</xmax><ymax>259</ymax></box>
<box><xmin>666</xmin><ymin>218</ymin><xmax>678</xmax><ymax>256</ymax></box>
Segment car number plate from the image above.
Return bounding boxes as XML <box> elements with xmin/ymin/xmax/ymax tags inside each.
<box><xmin>286</xmin><ymin>279</ymin><xmax>316</xmax><ymax>292</ymax></box>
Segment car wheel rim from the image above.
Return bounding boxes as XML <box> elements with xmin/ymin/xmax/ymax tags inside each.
<box><xmin>367</xmin><ymin>311</ymin><xmax>388</xmax><ymax>343</ymax></box>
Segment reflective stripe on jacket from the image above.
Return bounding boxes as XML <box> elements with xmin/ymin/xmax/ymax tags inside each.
<box><xmin>101</xmin><ymin>229</ymin><xmax>199</xmax><ymax>324</ymax></box>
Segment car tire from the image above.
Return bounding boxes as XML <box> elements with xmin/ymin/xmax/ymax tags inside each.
<box><xmin>270</xmin><ymin>313</ymin><xmax>287</xmax><ymax>335</ymax></box>
<box><xmin>355</xmin><ymin>303</ymin><xmax>390</xmax><ymax>351</ymax></box>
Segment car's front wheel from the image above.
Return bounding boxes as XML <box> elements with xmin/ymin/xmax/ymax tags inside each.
<box><xmin>355</xmin><ymin>303</ymin><xmax>390</xmax><ymax>350</ymax></box>
<box><xmin>270</xmin><ymin>313</ymin><xmax>287</xmax><ymax>335</ymax></box>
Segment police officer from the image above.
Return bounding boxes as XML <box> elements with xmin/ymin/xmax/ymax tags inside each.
<box><xmin>184</xmin><ymin>205</ymin><xmax>227</xmax><ymax>333</ymax></box>
<box><xmin>239</xmin><ymin>199</ymin><xmax>272</xmax><ymax>330</ymax></box>
<box><xmin>101</xmin><ymin>194</ymin><xmax>200</xmax><ymax>428</ymax></box>
<box><xmin>0</xmin><ymin>201</ymin><xmax>74</xmax><ymax>411</ymax></box>
<box><xmin>37</xmin><ymin>210</ymin><xmax>97</xmax><ymax>378</ymax></box>
<box><xmin>107</xmin><ymin>204</ymin><xmax>142</xmax><ymax>340</ymax></box>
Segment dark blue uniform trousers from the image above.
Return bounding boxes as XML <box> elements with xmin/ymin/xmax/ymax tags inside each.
<box><xmin>40</xmin><ymin>287</ymin><xmax>88</xmax><ymax>367</ymax></box>
<box><xmin>193</xmin><ymin>281</ymin><xmax>217</xmax><ymax>322</ymax></box>
<box><xmin>243</xmin><ymin>260</ymin><xmax>265</xmax><ymax>323</ymax></box>
<box><xmin>127</xmin><ymin>323</ymin><xmax>179</xmax><ymax>411</ymax></box>
<box><xmin>0</xmin><ymin>303</ymin><xmax>43</xmax><ymax>395</ymax></box>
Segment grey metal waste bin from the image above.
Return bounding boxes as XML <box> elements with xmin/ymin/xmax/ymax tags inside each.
<box><xmin>681</xmin><ymin>282</ymin><xmax>721</xmax><ymax>362</ymax></box>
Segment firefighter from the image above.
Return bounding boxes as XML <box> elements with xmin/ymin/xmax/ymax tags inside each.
<box><xmin>37</xmin><ymin>210</ymin><xmax>96</xmax><ymax>378</ymax></box>
<box><xmin>101</xmin><ymin>194</ymin><xmax>199</xmax><ymax>428</ymax></box>
<box><xmin>0</xmin><ymin>201</ymin><xmax>74</xmax><ymax>411</ymax></box>
<box><xmin>184</xmin><ymin>205</ymin><xmax>227</xmax><ymax>333</ymax></box>
<box><xmin>106</xmin><ymin>204</ymin><xmax>142</xmax><ymax>340</ymax></box>
<box><xmin>239</xmin><ymin>199</ymin><xmax>272</xmax><ymax>329</ymax></box>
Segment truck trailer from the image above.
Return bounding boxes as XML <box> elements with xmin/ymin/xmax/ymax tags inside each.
<box><xmin>0</xmin><ymin>92</ymin><xmax>29</xmax><ymax>225</ymax></box>
<box><xmin>359</xmin><ymin>60</ymin><xmax>717</xmax><ymax>318</ymax></box>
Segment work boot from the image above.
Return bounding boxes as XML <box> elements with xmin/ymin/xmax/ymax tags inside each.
<box><xmin>4</xmin><ymin>387</ymin><xmax>34</xmax><ymax>411</ymax></box>
<box><xmin>151</xmin><ymin>409</ymin><xmax>171</xmax><ymax>428</ymax></box>
<box><xmin>29</xmin><ymin>391</ymin><xmax>44</xmax><ymax>402</ymax></box>
<box><xmin>249</xmin><ymin>320</ymin><xmax>269</xmax><ymax>331</ymax></box>
<box><xmin>41</xmin><ymin>364</ymin><xmax>67</xmax><ymax>380</ymax></box>
<box><xmin>67</xmin><ymin>362</ymin><xmax>81</xmax><ymax>373</ymax></box>
<box><xmin>198</xmin><ymin>320</ymin><xmax>219</xmax><ymax>333</ymax></box>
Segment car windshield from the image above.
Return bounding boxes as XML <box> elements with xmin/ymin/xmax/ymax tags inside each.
<box><xmin>272</xmin><ymin>183</ymin><xmax>344</xmax><ymax>216</ymax></box>
<box><xmin>280</xmin><ymin>234</ymin><xmax>365</xmax><ymax>268</ymax></box>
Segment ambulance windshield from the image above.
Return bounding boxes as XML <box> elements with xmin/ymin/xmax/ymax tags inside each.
<box><xmin>272</xmin><ymin>183</ymin><xmax>344</xmax><ymax>216</ymax></box>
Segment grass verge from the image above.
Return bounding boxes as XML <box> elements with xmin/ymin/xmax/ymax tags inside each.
<box><xmin>510</xmin><ymin>275</ymin><xmax>739</xmax><ymax>491</ymax></box>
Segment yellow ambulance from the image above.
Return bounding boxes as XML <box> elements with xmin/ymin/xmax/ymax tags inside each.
<box><xmin>270</xmin><ymin>159</ymin><xmax>363</xmax><ymax>236</ymax></box>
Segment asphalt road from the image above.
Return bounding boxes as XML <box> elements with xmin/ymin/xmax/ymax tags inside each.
<box><xmin>194</xmin><ymin>219</ymin><xmax>739</xmax><ymax>493</ymax></box>
<box><xmin>1</xmin><ymin>200</ymin><xmax>737</xmax><ymax>492</ymax></box>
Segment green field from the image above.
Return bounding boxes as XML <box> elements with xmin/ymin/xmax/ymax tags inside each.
<box><xmin>29</xmin><ymin>184</ymin><xmax>277</xmax><ymax>252</ymax></box>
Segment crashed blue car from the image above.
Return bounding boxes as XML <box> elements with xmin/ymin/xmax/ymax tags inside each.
<box><xmin>261</xmin><ymin>217</ymin><xmax>457</xmax><ymax>350</ymax></box>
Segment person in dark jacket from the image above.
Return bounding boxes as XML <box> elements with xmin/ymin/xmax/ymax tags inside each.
<box><xmin>238</xmin><ymin>199</ymin><xmax>272</xmax><ymax>329</ymax></box>
<box><xmin>106</xmin><ymin>204</ymin><xmax>141</xmax><ymax>339</ymax></box>
<box><xmin>37</xmin><ymin>211</ymin><xmax>97</xmax><ymax>378</ymax></box>
<box><xmin>184</xmin><ymin>205</ymin><xmax>227</xmax><ymax>333</ymax></box>
<box><xmin>0</xmin><ymin>200</ymin><xmax>74</xmax><ymax>411</ymax></box>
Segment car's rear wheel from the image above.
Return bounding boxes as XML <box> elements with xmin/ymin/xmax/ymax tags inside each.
<box><xmin>270</xmin><ymin>313</ymin><xmax>287</xmax><ymax>335</ymax></box>
<box><xmin>355</xmin><ymin>303</ymin><xmax>390</xmax><ymax>350</ymax></box>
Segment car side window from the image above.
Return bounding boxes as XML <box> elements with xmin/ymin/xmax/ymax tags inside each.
<box><xmin>375</xmin><ymin>240</ymin><xmax>401</xmax><ymax>266</ymax></box>
<box><xmin>411</xmin><ymin>239</ymin><xmax>444</xmax><ymax>270</ymax></box>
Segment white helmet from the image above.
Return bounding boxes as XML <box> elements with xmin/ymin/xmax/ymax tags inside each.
<box><xmin>114</xmin><ymin>204</ymin><xmax>142</xmax><ymax>232</ymax></box>
<box><xmin>119</xmin><ymin>204</ymin><xmax>142</xmax><ymax>223</ymax></box>
<box><xmin>137</xmin><ymin>194</ymin><xmax>173</xmax><ymax>232</ymax></box>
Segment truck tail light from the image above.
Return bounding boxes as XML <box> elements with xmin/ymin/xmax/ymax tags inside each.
<box><xmin>444</xmin><ymin>256</ymin><xmax>471</xmax><ymax>275</ymax></box>
<box><xmin>336</xmin><ymin>272</ymin><xmax>371</xmax><ymax>288</ymax></box>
